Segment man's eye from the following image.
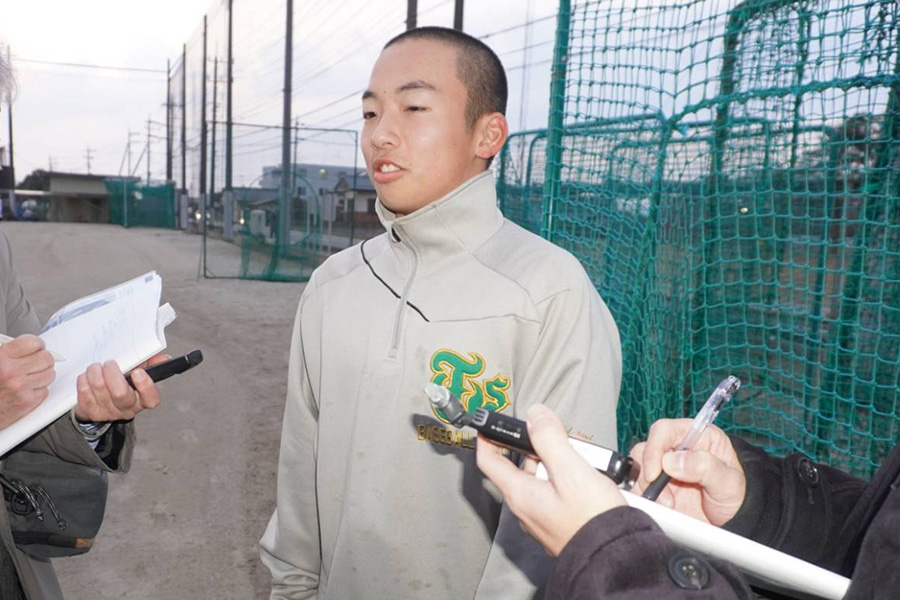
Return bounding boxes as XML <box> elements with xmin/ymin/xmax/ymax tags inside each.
<box><xmin>362</xmin><ymin>111</ymin><xmax>376</xmax><ymax>120</ymax></box>
<box><xmin>406</xmin><ymin>106</ymin><xmax>427</xmax><ymax>112</ymax></box>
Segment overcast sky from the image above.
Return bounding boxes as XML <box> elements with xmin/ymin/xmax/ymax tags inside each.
<box><xmin>0</xmin><ymin>0</ymin><xmax>558</xmax><ymax>185</ymax></box>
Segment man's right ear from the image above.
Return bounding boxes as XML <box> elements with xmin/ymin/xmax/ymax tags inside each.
<box><xmin>475</xmin><ymin>113</ymin><xmax>509</xmax><ymax>161</ymax></box>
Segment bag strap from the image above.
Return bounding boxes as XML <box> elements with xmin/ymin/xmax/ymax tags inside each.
<box><xmin>0</xmin><ymin>473</ymin><xmax>66</xmax><ymax>530</ymax></box>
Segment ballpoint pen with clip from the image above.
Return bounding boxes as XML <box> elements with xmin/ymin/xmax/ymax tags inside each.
<box><xmin>642</xmin><ymin>375</ymin><xmax>741</xmax><ymax>501</ymax></box>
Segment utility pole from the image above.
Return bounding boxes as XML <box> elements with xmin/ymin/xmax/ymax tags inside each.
<box><xmin>6</xmin><ymin>46</ymin><xmax>15</xmax><ymax>217</ymax></box>
<box><xmin>126</xmin><ymin>130</ymin><xmax>141</xmax><ymax>174</ymax></box>
<box><xmin>453</xmin><ymin>0</ymin><xmax>464</xmax><ymax>31</ymax></box>
<box><xmin>181</xmin><ymin>44</ymin><xmax>187</xmax><ymax>193</ymax></box>
<box><xmin>279</xmin><ymin>0</ymin><xmax>294</xmax><ymax>250</ymax></box>
<box><xmin>166</xmin><ymin>59</ymin><xmax>172</xmax><ymax>181</ymax></box>
<box><xmin>147</xmin><ymin>116</ymin><xmax>152</xmax><ymax>184</ymax></box>
<box><xmin>225</xmin><ymin>0</ymin><xmax>233</xmax><ymax>192</ymax></box>
<box><xmin>126</xmin><ymin>129</ymin><xmax>132</xmax><ymax>228</ymax></box>
<box><xmin>200</xmin><ymin>15</ymin><xmax>208</xmax><ymax>200</ymax></box>
<box><xmin>85</xmin><ymin>147</ymin><xmax>94</xmax><ymax>174</ymax></box>
<box><xmin>210</xmin><ymin>57</ymin><xmax>218</xmax><ymax>201</ymax></box>
<box><xmin>406</xmin><ymin>0</ymin><xmax>417</xmax><ymax>30</ymax></box>
<box><xmin>292</xmin><ymin>117</ymin><xmax>299</xmax><ymax>196</ymax></box>
<box><xmin>223</xmin><ymin>0</ymin><xmax>235</xmax><ymax>243</ymax></box>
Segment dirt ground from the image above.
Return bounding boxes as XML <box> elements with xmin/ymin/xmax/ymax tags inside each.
<box><xmin>4</xmin><ymin>222</ymin><xmax>304</xmax><ymax>599</ymax></box>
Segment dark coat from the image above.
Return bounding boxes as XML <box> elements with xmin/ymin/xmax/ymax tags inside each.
<box><xmin>0</xmin><ymin>232</ymin><xmax>135</xmax><ymax>599</ymax></box>
<box><xmin>545</xmin><ymin>436</ymin><xmax>900</xmax><ymax>599</ymax></box>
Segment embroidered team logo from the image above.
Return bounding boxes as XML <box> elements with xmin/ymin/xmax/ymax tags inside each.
<box><xmin>429</xmin><ymin>349</ymin><xmax>511</xmax><ymax>424</ymax></box>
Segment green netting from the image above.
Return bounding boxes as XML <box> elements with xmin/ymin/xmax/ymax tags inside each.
<box><xmin>497</xmin><ymin>129</ymin><xmax>547</xmax><ymax>235</ymax></box>
<box><xmin>105</xmin><ymin>180</ymin><xmax>177</xmax><ymax>229</ymax></box>
<box><xmin>197</xmin><ymin>123</ymin><xmax>365</xmax><ymax>281</ymax></box>
<box><xmin>498</xmin><ymin>0</ymin><xmax>900</xmax><ymax>477</ymax></box>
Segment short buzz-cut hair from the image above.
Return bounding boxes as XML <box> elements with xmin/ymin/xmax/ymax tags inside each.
<box><xmin>384</xmin><ymin>27</ymin><xmax>508</xmax><ymax>129</ymax></box>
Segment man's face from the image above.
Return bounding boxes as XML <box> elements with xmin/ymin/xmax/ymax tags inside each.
<box><xmin>361</xmin><ymin>39</ymin><xmax>486</xmax><ymax>216</ymax></box>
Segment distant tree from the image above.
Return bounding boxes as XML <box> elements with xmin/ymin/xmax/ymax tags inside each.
<box><xmin>18</xmin><ymin>169</ymin><xmax>49</xmax><ymax>191</ymax></box>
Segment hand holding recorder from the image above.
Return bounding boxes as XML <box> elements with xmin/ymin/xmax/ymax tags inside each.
<box><xmin>425</xmin><ymin>383</ymin><xmax>637</xmax><ymax>557</ymax></box>
<box><xmin>74</xmin><ymin>350</ymin><xmax>203</xmax><ymax>424</ymax></box>
<box><xmin>475</xmin><ymin>403</ymin><xmax>628</xmax><ymax>557</ymax></box>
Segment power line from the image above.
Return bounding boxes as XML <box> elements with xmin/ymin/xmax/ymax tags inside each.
<box><xmin>418</xmin><ymin>0</ymin><xmax>454</xmax><ymax>19</ymax></box>
<box><xmin>231</xmin><ymin>3</ymin><xmax>286</xmax><ymax>48</ymax></box>
<box><xmin>290</xmin><ymin>7</ymin><xmax>401</xmax><ymax>88</ymax></box>
<box><xmin>294</xmin><ymin>89</ymin><xmax>364</xmax><ymax>121</ymax></box>
<box><xmin>14</xmin><ymin>57</ymin><xmax>166</xmax><ymax>74</ymax></box>
<box><xmin>478</xmin><ymin>13</ymin><xmax>557</xmax><ymax>41</ymax></box>
<box><xmin>507</xmin><ymin>58</ymin><xmax>552</xmax><ymax>72</ymax></box>
<box><xmin>287</xmin><ymin>11</ymin><xmax>557</xmax><ymax>131</ymax></box>
<box><xmin>498</xmin><ymin>39</ymin><xmax>553</xmax><ymax>58</ymax></box>
<box><xmin>305</xmin><ymin>105</ymin><xmax>359</xmax><ymax>128</ymax></box>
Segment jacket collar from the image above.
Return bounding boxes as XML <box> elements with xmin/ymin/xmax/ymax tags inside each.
<box><xmin>375</xmin><ymin>171</ymin><xmax>503</xmax><ymax>265</ymax></box>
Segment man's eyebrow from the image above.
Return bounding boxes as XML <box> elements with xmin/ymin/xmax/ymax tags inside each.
<box><xmin>396</xmin><ymin>80</ymin><xmax>438</xmax><ymax>93</ymax></box>
<box><xmin>361</xmin><ymin>80</ymin><xmax>438</xmax><ymax>101</ymax></box>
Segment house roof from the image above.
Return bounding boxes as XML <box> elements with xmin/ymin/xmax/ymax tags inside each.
<box><xmin>336</xmin><ymin>171</ymin><xmax>374</xmax><ymax>192</ymax></box>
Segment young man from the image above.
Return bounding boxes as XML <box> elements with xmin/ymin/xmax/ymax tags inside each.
<box><xmin>260</xmin><ymin>27</ymin><xmax>622</xmax><ymax>599</ymax></box>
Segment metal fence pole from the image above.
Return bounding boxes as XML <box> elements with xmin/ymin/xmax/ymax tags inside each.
<box><xmin>541</xmin><ymin>0</ymin><xmax>570</xmax><ymax>241</ymax></box>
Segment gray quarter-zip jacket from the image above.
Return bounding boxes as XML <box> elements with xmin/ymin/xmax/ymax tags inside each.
<box><xmin>260</xmin><ymin>171</ymin><xmax>622</xmax><ymax>599</ymax></box>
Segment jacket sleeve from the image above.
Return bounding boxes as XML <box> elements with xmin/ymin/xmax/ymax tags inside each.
<box><xmin>546</xmin><ymin>507</ymin><xmax>753</xmax><ymax>600</ymax></box>
<box><xmin>17</xmin><ymin>416</ymin><xmax>135</xmax><ymax>472</ymax></box>
<box><xmin>474</xmin><ymin>260</ymin><xmax>622</xmax><ymax>599</ymax></box>
<box><xmin>723</xmin><ymin>438</ymin><xmax>868</xmax><ymax>574</ymax></box>
<box><xmin>1</xmin><ymin>233</ymin><xmax>41</xmax><ymax>339</ymax></box>
<box><xmin>259</xmin><ymin>283</ymin><xmax>321</xmax><ymax>599</ymax></box>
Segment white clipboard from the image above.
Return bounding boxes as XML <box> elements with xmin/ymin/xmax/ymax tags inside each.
<box><xmin>623</xmin><ymin>492</ymin><xmax>850</xmax><ymax>600</ymax></box>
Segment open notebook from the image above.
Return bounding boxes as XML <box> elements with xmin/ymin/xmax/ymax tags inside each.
<box><xmin>0</xmin><ymin>271</ymin><xmax>175</xmax><ymax>455</ymax></box>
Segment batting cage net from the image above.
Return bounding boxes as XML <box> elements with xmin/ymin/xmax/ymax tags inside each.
<box><xmin>106</xmin><ymin>180</ymin><xmax>177</xmax><ymax>229</ymax></box>
<box><xmin>498</xmin><ymin>0</ymin><xmax>900</xmax><ymax>476</ymax></box>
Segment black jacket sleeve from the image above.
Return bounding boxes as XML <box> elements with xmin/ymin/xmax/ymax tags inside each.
<box><xmin>723</xmin><ymin>438</ymin><xmax>868</xmax><ymax>575</ymax></box>
<box><xmin>545</xmin><ymin>506</ymin><xmax>752</xmax><ymax>600</ymax></box>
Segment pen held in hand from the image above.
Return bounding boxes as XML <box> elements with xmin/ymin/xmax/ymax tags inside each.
<box><xmin>0</xmin><ymin>334</ymin><xmax>66</xmax><ymax>362</ymax></box>
<box><xmin>642</xmin><ymin>376</ymin><xmax>741</xmax><ymax>501</ymax></box>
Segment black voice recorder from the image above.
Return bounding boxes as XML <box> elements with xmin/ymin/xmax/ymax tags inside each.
<box><xmin>424</xmin><ymin>383</ymin><xmax>639</xmax><ymax>488</ymax></box>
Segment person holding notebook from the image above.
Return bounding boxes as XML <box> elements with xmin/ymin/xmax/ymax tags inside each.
<box><xmin>0</xmin><ymin>50</ymin><xmax>167</xmax><ymax>600</ymax></box>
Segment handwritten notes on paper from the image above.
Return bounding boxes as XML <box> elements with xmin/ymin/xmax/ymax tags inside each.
<box><xmin>0</xmin><ymin>272</ymin><xmax>176</xmax><ymax>455</ymax></box>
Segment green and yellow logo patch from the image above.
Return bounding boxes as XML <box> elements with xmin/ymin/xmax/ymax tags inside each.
<box><xmin>429</xmin><ymin>349</ymin><xmax>511</xmax><ymax>424</ymax></box>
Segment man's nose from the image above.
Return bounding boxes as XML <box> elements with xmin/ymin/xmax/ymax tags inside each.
<box><xmin>370</xmin><ymin>111</ymin><xmax>399</xmax><ymax>149</ymax></box>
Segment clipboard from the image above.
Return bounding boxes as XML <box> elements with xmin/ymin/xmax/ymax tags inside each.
<box><xmin>623</xmin><ymin>492</ymin><xmax>850</xmax><ymax>600</ymax></box>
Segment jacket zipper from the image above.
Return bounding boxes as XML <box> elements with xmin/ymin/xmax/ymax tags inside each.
<box><xmin>390</xmin><ymin>227</ymin><xmax>419</xmax><ymax>358</ymax></box>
